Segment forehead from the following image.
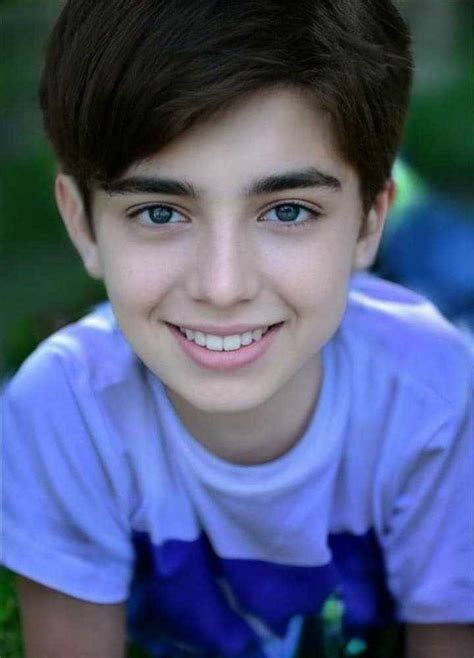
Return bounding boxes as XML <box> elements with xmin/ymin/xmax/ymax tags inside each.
<box><xmin>121</xmin><ymin>87</ymin><xmax>356</xmax><ymax>195</ymax></box>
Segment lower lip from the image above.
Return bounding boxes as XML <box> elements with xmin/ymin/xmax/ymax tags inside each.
<box><xmin>167</xmin><ymin>323</ymin><xmax>283</xmax><ymax>371</ymax></box>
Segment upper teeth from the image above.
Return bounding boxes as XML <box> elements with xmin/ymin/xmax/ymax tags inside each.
<box><xmin>179</xmin><ymin>326</ymin><xmax>269</xmax><ymax>351</ymax></box>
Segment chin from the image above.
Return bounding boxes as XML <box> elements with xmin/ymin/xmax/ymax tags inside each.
<box><xmin>176</xmin><ymin>385</ymin><xmax>275</xmax><ymax>416</ymax></box>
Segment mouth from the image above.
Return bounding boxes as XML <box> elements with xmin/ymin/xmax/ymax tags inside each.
<box><xmin>166</xmin><ymin>322</ymin><xmax>284</xmax><ymax>371</ymax></box>
<box><xmin>173</xmin><ymin>323</ymin><xmax>283</xmax><ymax>352</ymax></box>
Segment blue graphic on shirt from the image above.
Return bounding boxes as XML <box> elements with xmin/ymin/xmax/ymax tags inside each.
<box><xmin>127</xmin><ymin>529</ymin><xmax>394</xmax><ymax>657</ymax></box>
<box><xmin>328</xmin><ymin>532</ymin><xmax>394</xmax><ymax>631</ymax></box>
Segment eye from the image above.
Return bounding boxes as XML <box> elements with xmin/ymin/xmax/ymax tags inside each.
<box><xmin>261</xmin><ymin>203</ymin><xmax>321</xmax><ymax>227</ymax></box>
<box><xmin>128</xmin><ymin>204</ymin><xmax>186</xmax><ymax>226</ymax></box>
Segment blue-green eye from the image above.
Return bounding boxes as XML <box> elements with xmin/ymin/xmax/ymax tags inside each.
<box><xmin>148</xmin><ymin>206</ymin><xmax>173</xmax><ymax>224</ymax></box>
<box><xmin>263</xmin><ymin>203</ymin><xmax>318</xmax><ymax>226</ymax></box>
<box><xmin>131</xmin><ymin>204</ymin><xmax>185</xmax><ymax>226</ymax></box>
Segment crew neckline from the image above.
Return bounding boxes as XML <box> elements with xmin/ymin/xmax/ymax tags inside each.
<box><xmin>148</xmin><ymin>336</ymin><xmax>344</xmax><ymax>495</ymax></box>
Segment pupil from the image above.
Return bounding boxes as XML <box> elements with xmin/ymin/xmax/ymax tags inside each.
<box><xmin>150</xmin><ymin>206</ymin><xmax>172</xmax><ymax>223</ymax></box>
<box><xmin>276</xmin><ymin>205</ymin><xmax>299</xmax><ymax>222</ymax></box>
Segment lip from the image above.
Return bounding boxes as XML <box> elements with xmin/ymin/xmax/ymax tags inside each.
<box><xmin>167</xmin><ymin>322</ymin><xmax>283</xmax><ymax>371</ymax></box>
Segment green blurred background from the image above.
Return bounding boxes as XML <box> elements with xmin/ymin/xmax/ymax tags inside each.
<box><xmin>0</xmin><ymin>1</ymin><xmax>472</xmax><ymax>656</ymax></box>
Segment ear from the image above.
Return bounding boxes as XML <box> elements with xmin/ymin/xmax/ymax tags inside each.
<box><xmin>353</xmin><ymin>179</ymin><xmax>394</xmax><ymax>270</ymax></box>
<box><xmin>55</xmin><ymin>174</ymin><xmax>102</xmax><ymax>279</ymax></box>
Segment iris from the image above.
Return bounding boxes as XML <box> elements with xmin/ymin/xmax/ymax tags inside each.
<box><xmin>275</xmin><ymin>204</ymin><xmax>300</xmax><ymax>222</ymax></box>
<box><xmin>149</xmin><ymin>206</ymin><xmax>173</xmax><ymax>224</ymax></box>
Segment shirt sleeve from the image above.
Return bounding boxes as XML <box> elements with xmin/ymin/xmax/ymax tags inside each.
<box><xmin>1</xmin><ymin>343</ymin><xmax>134</xmax><ymax>603</ymax></box>
<box><xmin>381</xmin><ymin>378</ymin><xmax>474</xmax><ymax>623</ymax></box>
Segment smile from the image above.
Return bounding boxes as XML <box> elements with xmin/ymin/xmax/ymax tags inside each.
<box><xmin>168</xmin><ymin>323</ymin><xmax>283</xmax><ymax>371</ymax></box>
<box><xmin>178</xmin><ymin>326</ymin><xmax>269</xmax><ymax>351</ymax></box>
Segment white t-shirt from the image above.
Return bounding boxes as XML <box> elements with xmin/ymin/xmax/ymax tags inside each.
<box><xmin>2</xmin><ymin>275</ymin><xmax>473</xmax><ymax>657</ymax></box>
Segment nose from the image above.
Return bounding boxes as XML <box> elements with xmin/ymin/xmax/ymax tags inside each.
<box><xmin>186</xmin><ymin>221</ymin><xmax>260</xmax><ymax>308</ymax></box>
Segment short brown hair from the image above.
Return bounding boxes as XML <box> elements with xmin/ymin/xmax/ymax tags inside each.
<box><xmin>40</xmin><ymin>0</ymin><xmax>413</xmax><ymax>214</ymax></box>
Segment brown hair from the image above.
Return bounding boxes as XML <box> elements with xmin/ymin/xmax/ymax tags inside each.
<box><xmin>39</xmin><ymin>0</ymin><xmax>413</xmax><ymax>215</ymax></box>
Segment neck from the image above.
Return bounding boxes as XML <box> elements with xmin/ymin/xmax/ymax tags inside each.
<box><xmin>167</xmin><ymin>354</ymin><xmax>323</xmax><ymax>465</ymax></box>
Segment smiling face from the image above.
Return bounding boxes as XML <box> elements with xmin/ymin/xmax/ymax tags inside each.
<box><xmin>57</xmin><ymin>87</ymin><xmax>388</xmax><ymax>422</ymax></box>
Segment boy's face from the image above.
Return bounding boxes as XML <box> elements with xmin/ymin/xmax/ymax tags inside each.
<box><xmin>58</xmin><ymin>87</ymin><xmax>388</xmax><ymax>416</ymax></box>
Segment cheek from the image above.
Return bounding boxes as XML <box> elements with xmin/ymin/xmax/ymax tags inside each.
<box><xmin>263</xmin><ymin>233</ymin><xmax>354</xmax><ymax>318</ymax></box>
<box><xmin>98</xmin><ymin>241</ymin><xmax>183</xmax><ymax>314</ymax></box>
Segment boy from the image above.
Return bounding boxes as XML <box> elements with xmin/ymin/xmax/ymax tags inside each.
<box><xmin>2</xmin><ymin>1</ymin><xmax>473</xmax><ymax>657</ymax></box>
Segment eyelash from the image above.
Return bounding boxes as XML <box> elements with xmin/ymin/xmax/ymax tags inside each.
<box><xmin>127</xmin><ymin>201</ymin><xmax>322</xmax><ymax>229</ymax></box>
<box><xmin>260</xmin><ymin>202</ymin><xmax>322</xmax><ymax>229</ymax></box>
<box><xmin>128</xmin><ymin>205</ymin><xmax>185</xmax><ymax>226</ymax></box>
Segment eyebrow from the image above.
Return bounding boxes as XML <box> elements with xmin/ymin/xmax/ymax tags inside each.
<box><xmin>246</xmin><ymin>167</ymin><xmax>342</xmax><ymax>196</ymax></box>
<box><xmin>102</xmin><ymin>176</ymin><xmax>198</xmax><ymax>198</ymax></box>
<box><xmin>102</xmin><ymin>166</ymin><xmax>342</xmax><ymax>199</ymax></box>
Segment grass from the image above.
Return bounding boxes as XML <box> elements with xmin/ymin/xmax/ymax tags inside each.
<box><xmin>0</xmin><ymin>570</ymin><xmax>23</xmax><ymax>658</ymax></box>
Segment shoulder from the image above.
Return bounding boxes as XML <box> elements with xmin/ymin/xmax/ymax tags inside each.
<box><xmin>3</xmin><ymin>304</ymin><xmax>148</xmax><ymax>529</ymax></box>
<box><xmin>5</xmin><ymin>303</ymin><xmax>141</xmax><ymax>404</ymax></box>
<box><xmin>333</xmin><ymin>276</ymin><xmax>473</xmax><ymax>553</ymax></box>
<box><xmin>341</xmin><ymin>274</ymin><xmax>473</xmax><ymax>412</ymax></box>
<box><xmin>4</xmin><ymin>303</ymin><xmax>160</xmax><ymax>492</ymax></box>
<box><xmin>2</xmin><ymin>305</ymin><xmax>136</xmax><ymax>602</ymax></box>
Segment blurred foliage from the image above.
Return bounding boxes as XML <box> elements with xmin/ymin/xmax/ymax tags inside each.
<box><xmin>0</xmin><ymin>570</ymin><xmax>23</xmax><ymax>658</ymax></box>
<box><xmin>404</xmin><ymin>82</ymin><xmax>473</xmax><ymax>197</ymax></box>
<box><xmin>0</xmin><ymin>1</ymin><xmax>105</xmax><ymax>377</ymax></box>
<box><xmin>402</xmin><ymin>1</ymin><xmax>473</xmax><ymax>200</ymax></box>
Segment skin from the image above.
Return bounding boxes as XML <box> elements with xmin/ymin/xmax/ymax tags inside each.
<box><xmin>17</xmin><ymin>577</ymin><xmax>126</xmax><ymax>658</ymax></box>
<box><xmin>19</xmin><ymin>87</ymin><xmax>472</xmax><ymax>656</ymax></box>
<box><xmin>405</xmin><ymin>624</ymin><xmax>474</xmax><ymax>658</ymax></box>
